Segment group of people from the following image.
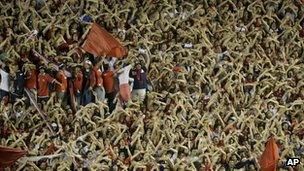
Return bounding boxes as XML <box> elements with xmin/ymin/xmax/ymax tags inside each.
<box><xmin>0</xmin><ymin>55</ymin><xmax>148</xmax><ymax>113</ymax></box>
<box><xmin>1</xmin><ymin>0</ymin><xmax>304</xmax><ymax>170</ymax></box>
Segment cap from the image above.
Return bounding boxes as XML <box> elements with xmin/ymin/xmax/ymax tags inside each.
<box><xmin>282</xmin><ymin>121</ymin><xmax>291</xmax><ymax>127</ymax></box>
<box><xmin>84</xmin><ymin>60</ymin><xmax>92</xmax><ymax>65</ymax></box>
<box><xmin>51</xmin><ymin>123</ymin><xmax>58</xmax><ymax>128</ymax></box>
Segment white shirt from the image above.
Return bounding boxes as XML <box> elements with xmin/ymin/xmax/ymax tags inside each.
<box><xmin>269</xmin><ymin>108</ymin><xmax>277</xmax><ymax>115</ymax></box>
<box><xmin>15</xmin><ymin>111</ymin><xmax>23</xmax><ymax>118</ymax></box>
<box><xmin>235</xmin><ymin>26</ymin><xmax>246</xmax><ymax>32</ymax></box>
<box><xmin>117</xmin><ymin>28</ymin><xmax>126</xmax><ymax>34</ymax></box>
<box><xmin>183</xmin><ymin>43</ymin><xmax>193</xmax><ymax>48</ymax></box>
<box><xmin>118</xmin><ymin>65</ymin><xmax>133</xmax><ymax>85</ymax></box>
<box><xmin>169</xmin><ymin>152</ymin><xmax>178</xmax><ymax>163</ymax></box>
<box><xmin>106</xmin><ymin>58</ymin><xmax>117</xmax><ymax>70</ymax></box>
<box><xmin>138</xmin><ymin>48</ymin><xmax>147</xmax><ymax>54</ymax></box>
<box><xmin>168</xmin><ymin>9</ymin><xmax>178</xmax><ymax>18</ymax></box>
<box><xmin>217</xmin><ymin>51</ymin><xmax>230</xmax><ymax>60</ymax></box>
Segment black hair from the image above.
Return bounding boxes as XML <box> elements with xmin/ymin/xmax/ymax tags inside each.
<box><xmin>104</xmin><ymin>64</ymin><xmax>110</xmax><ymax>71</ymax></box>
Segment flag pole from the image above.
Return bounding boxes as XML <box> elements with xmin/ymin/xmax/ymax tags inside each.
<box><xmin>25</xmin><ymin>88</ymin><xmax>54</xmax><ymax>135</ymax></box>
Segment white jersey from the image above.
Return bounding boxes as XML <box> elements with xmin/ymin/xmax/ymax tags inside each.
<box><xmin>118</xmin><ymin>65</ymin><xmax>133</xmax><ymax>85</ymax></box>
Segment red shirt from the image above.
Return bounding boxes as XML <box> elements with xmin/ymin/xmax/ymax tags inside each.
<box><xmin>38</xmin><ymin>74</ymin><xmax>55</xmax><ymax>97</ymax></box>
<box><xmin>74</xmin><ymin>71</ymin><xmax>83</xmax><ymax>93</ymax></box>
<box><xmin>56</xmin><ymin>70</ymin><xmax>67</xmax><ymax>92</ymax></box>
<box><xmin>173</xmin><ymin>66</ymin><xmax>182</xmax><ymax>73</ymax></box>
<box><xmin>93</xmin><ymin>66</ymin><xmax>103</xmax><ymax>87</ymax></box>
<box><xmin>89</xmin><ymin>70</ymin><xmax>96</xmax><ymax>88</ymax></box>
<box><xmin>26</xmin><ymin>69</ymin><xmax>37</xmax><ymax>89</ymax></box>
<box><xmin>1</xmin><ymin>127</ymin><xmax>10</xmax><ymax>138</ymax></box>
<box><xmin>102</xmin><ymin>70</ymin><xmax>115</xmax><ymax>93</ymax></box>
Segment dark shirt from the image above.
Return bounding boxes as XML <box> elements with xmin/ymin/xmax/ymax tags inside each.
<box><xmin>82</xmin><ymin>69</ymin><xmax>95</xmax><ymax>90</ymax></box>
<box><xmin>235</xmin><ymin>159</ymin><xmax>255</xmax><ymax>170</ymax></box>
<box><xmin>14</xmin><ymin>71</ymin><xmax>26</xmax><ymax>96</ymax></box>
<box><xmin>83</xmin><ymin>70</ymin><xmax>90</xmax><ymax>90</ymax></box>
<box><xmin>131</xmin><ymin>69</ymin><xmax>147</xmax><ymax>90</ymax></box>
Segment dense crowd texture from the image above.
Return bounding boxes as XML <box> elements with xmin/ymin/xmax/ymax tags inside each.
<box><xmin>0</xmin><ymin>0</ymin><xmax>304</xmax><ymax>170</ymax></box>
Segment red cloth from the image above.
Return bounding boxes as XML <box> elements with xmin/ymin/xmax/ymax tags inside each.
<box><xmin>56</xmin><ymin>70</ymin><xmax>67</xmax><ymax>92</ymax></box>
<box><xmin>37</xmin><ymin>74</ymin><xmax>55</xmax><ymax>97</ymax></box>
<box><xmin>73</xmin><ymin>71</ymin><xmax>83</xmax><ymax>93</ymax></box>
<box><xmin>82</xmin><ymin>23</ymin><xmax>127</xmax><ymax>58</ymax></box>
<box><xmin>93</xmin><ymin>66</ymin><xmax>103</xmax><ymax>87</ymax></box>
<box><xmin>44</xmin><ymin>143</ymin><xmax>58</xmax><ymax>155</ymax></box>
<box><xmin>57</xmin><ymin>43</ymin><xmax>69</xmax><ymax>52</ymax></box>
<box><xmin>0</xmin><ymin>146</ymin><xmax>27</xmax><ymax>168</ymax></box>
<box><xmin>1</xmin><ymin>128</ymin><xmax>10</xmax><ymax>138</ymax></box>
<box><xmin>89</xmin><ymin>71</ymin><xmax>96</xmax><ymax>88</ymax></box>
<box><xmin>173</xmin><ymin>66</ymin><xmax>182</xmax><ymax>73</ymax></box>
<box><xmin>119</xmin><ymin>83</ymin><xmax>131</xmax><ymax>102</ymax></box>
<box><xmin>204</xmin><ymin>163</ymin><xmax>213</xmax><ymax>171</ymax></box>
<box><xmin>68</xmin><ymin>79</ymin><xmax>77</xmax><ymax>113</ymax></box>
<box><xmin>259</xmin><ymin>137</ymin><xmax>279</xmax><ymax>171</ymax></box>
<box><xmin>102</xmin><ymin>70</ymin><xmax>115</xmax><ymax>93</ymax></box>
<box><xmin>20</xmin><ymin>52</ymin><xmax>28</xmax><ymax>59</ymax></box>
<box><xmin>25</xmin><ymin>69</ymin><xmax>37</xmax><ymax>89</ymax></box>
<box><xmin>123</xmin><ymin>156</ymin><xmax>132</xmax><ymax>166</ymax></box>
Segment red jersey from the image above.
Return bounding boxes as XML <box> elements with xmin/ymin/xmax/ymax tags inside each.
<box><xmin>38</xmin><ymin>74</ymin><xmax>55</xmax><ymax>97</ymax></box>
<box><xmin>56</xmin><ymin>70</ymin><xmax>67</xmax><ymax>92</ymax></box>
<box><xmin>26</xmin><ymin>69</ymin><xmax>37</xmax><ymax>89</ymax></box>
<box><xmin>93</xmin><ymin>66</ymin><xmax>103</xmax><ymax>87</ymax></box>
<box><xmin>74</xmin><ymin>71</ymin><xmax>83</xmax><ymax>93</ymax></box>
<box><xmin>102</xmin><ymin>70</ymin><xmax>115</xmax><ymax>93</ymax></box>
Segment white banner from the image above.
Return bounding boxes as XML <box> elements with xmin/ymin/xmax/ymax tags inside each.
<box><xmin>0</xmin><ymin>69</ymin><xmax>9</xmax><ymax>92</ymax></box>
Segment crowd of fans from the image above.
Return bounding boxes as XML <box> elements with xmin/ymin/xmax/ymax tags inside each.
<box><xmin>0</xmin><ymin>0</ymin><xmax>304</xmax><ymax>170</ymax></box>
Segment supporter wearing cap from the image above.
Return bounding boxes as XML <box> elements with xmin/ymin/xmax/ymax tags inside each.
<box><xmin>130</xmin><ymin>62</ymin><xmax>147</xmax><ymax>103</ymax></box>
<box><xmin>81</xmin><ymin>59</ymin><xmax>96</xmax><ymax>106</ymax></box>
<box><xmin>102</xmin><ymin>63</ymin><xmax>117</xmax><ymax>112</ymax></box>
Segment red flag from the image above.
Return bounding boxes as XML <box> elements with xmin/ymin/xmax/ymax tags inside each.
<box><xmin>0</xmin><ymin>146</ymin><xmax>27</xmax><ymax>168</ymax></box>
<box><xmin>82</xmin><ymin>23</ymin><xmax>127</xmax><ymax>58</ymax></box>
<box><xmin>259</xmin><ymin>137</ymin><xmax>279</xmax><ymax>171</ymax></box>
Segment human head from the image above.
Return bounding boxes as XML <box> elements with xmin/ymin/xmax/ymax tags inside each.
<box><xmin>84</xmin><ymin>60</ymin><xmax>92</xmax><ymax>69</ymax></box>
<box><xmin>39</xmin><ymin>67</ymin><xmax>45</xmax><ymax>74</ymax></box>
<box><xmin>103</xmin><ymin>64</ymin><xmax>110</xmax><ymax>71</ymax></box>
<box><xmin>135</xmin><ymin>62</ymin><xmax>141</xmax><ymax>70</ymax></box>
